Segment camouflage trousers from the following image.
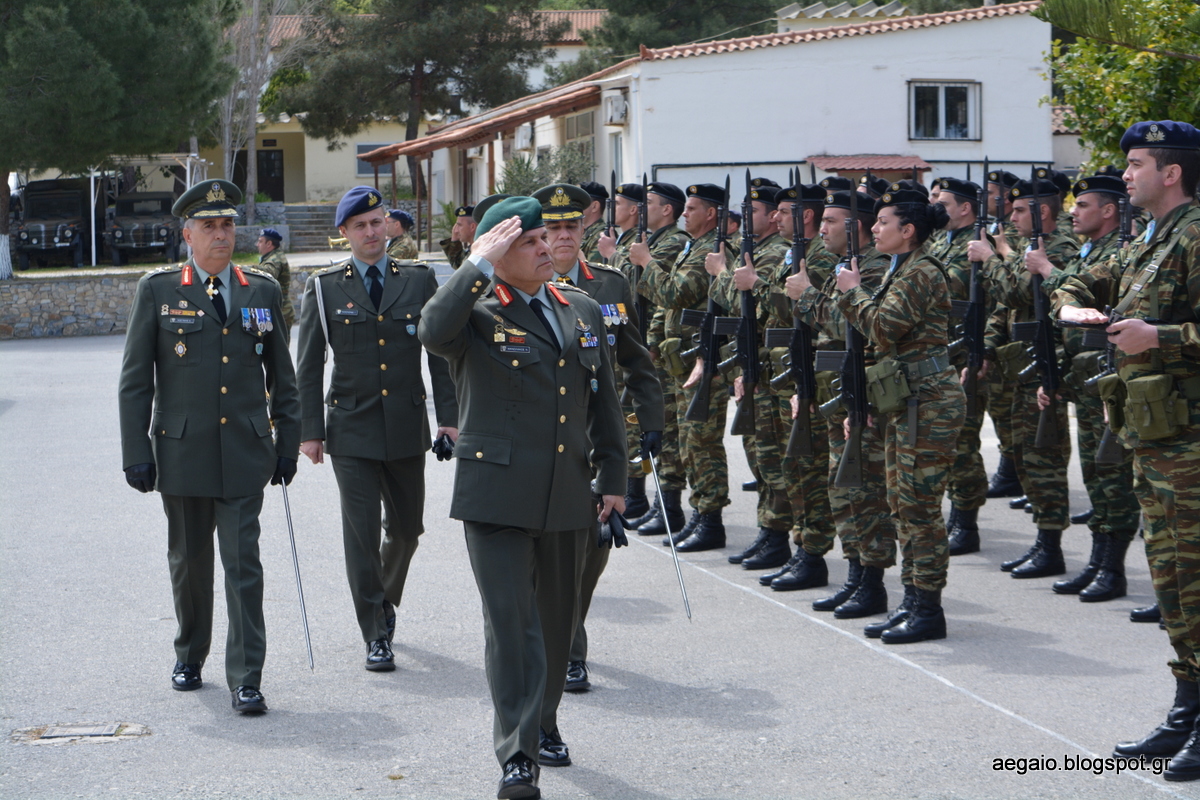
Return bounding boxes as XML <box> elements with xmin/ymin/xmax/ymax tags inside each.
<box><xmin>786</xmin><ymin>398</ymin><xmax>834</xmax><ymax>554</ymax></box>
<box><xmin>826</xmin><ymin>414</ymin><xmax>896</xmax><ymax>569</ymax></box>
<box><xmin>750</xmin><ymin>388</ymin><xmax>793</xmax><ymax>531</ymax></box>
<box><xmin>676</xmin><ymin>371</ymin><xmax>730</xmax><ymax>513</ymax></box>
<box><xmin>1075</xmin><ymin>391</ymin><xmax>1139</xmax><ymax>541</ymax></box>
<box><xmin>946</xmin><ymin>390</ymin><xmax>989</xmax><ymax>511</ymax></box>
<box><xmin>631</xmin><ymin>360</ymin><xmax>685</xmax><ymax>491</ymax></box>
<box><xmin>1010</xmin><ymin>381</ymin><xmax>1071</xmax><ymax>530</ymax></box>
<box><xmin>1134</xmin><ymin>431</ymin><xmax>1200</xmax><ymax>681</ymax></box>
<box><xmin>884</xmin><ymin>377</ymin><xmax>965</xmax><ymax>592</ymax></box>
<box><xmin>987</xmin><ymin>368</ymin><xmax>1018</xmax><ymax>460</ymax></box>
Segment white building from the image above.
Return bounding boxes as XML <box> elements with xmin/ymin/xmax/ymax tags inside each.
<box><xmin>361</xmin><ymin>1</ymin><xmax>1075</xmax><ymax>246</ymax></box>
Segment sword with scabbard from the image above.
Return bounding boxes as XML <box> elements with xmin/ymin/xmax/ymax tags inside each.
<box><xmin>281</xmin><ymin>484</ymin><xmax>315</xmax><ymax>671</ymax></box>
<box><xmin>637</xmin><ymin>455</ymin><xmax>692</xmax><ymax>620</ymax></box>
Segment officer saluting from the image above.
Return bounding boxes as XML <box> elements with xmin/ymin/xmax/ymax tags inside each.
<box><xmin>419</xmin><ymin>197</ymin><xmax>627</xmax><ymax>800</ymax></box>
<box><xmin>118</xmin><ymin>179</ymin><xmax>301</xmax><ymax>714</ymax></box>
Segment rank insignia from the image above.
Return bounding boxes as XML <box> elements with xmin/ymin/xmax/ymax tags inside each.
<box><xmin>390</xmin><ymin>262</ymin><xmax>399</xmax><ymax>275</ymax></box>
<box><xmin>406</xmin><ymin>324</ymin><xmax>416</xmax><ymax>335</ymax></box>
<box><xmin>161</xmin><ymin>304</ymin><xmax>170</xmax><ymax>315</ymax></box>
<box><xmin>344</xmin><ymin>263</ymin><xmax>354</xmax><ymax>279</ymax></box>
<box><xmin>174</xmin><ymin>341</ymin><xmax>187</xmax><ymax>358</ymax></box>
<box><xmin>495</xmin><ymin>285</ymin><xmax>513</xmax><ymax>306</ymax></box>
<box><xmin>347</xmin><ymin>302</ymin><xmax>354</xmax><ymax>308</ymax></box>
<box><xmin>181</xmin><ymin>264</ymin><xmax>193</xmax><ymax>285</ymax></box>
<box><xmin>494</xmin><ymin>330</ymin><xmax>506</xmax><ymax>342</ymax></box>
<box><xmin>233</xmin><ymin>266</ymin><xmax>249</xmax><ymax>286</ymax></box>
<box><xmin>547</xmin><ymin>284</ymin><xmax>569</xmax><ymax>305</ymax></box>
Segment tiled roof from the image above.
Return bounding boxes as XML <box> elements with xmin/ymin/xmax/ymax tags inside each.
<box><xmin>539</xmin><ymin>10</ymin><xmax>607</xmax><ymax>44</ymax></box>
<box><xmin>1052</xmin><ymin>105</ymin><xmax>1078</xmax><ymax>135</ymax></box>
<box><xmin>267</xmin><ymin>14</ymin><xmax>307</xmax><ymax>48</ymax></box>
<box><xmin>809</xmin><ymin>155</ymin><xmax>932</xmax><ymax>171</ymax></box>
<box><xmin>646</xmin><ymin>1</ymin><xmax>1042</xmax><ymax>60</ymax></box>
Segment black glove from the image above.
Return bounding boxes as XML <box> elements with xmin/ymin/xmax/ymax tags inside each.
<box><xmin>124</xmin><ymin>463</ymin><xmax>156</xmax><ymax>493</ymax></box>
<box><xmin>640</xmin><ymin>430</ymin><xmax>663</xmax><ymax>460</ymax></box>
<box><xmin>271</xmin><ymin>457</ymin><xmax>298</xmax><ymax>486</ymax></box>
<box><xmin>431</xmin><ymin>433</ymin><xmax>455</xmax><ymax>461</ymax></box>
<box><xmin>597</xmin><ymin>508</ymin><xmax>629</xmax><ymax>549</ymax></box>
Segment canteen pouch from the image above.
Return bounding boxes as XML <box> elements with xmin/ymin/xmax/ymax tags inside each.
<box><xmin>995</xmin><ymin>340</ymin><xmax>1033</xmax><ymax>383</ymax></box>
<box><xmin>815</xmin><ymin>370</ymin><xmax>837</xmax><ymax>409</ymax></box>
<box><xmin>659</xmin><ymin>337</ymin><xmax>687</xmax><ymax>378</ymax></box>
<box><xmin>864</xmin><ymin>358</ymin><xmax>911</xmax><ymax>415</ymax></box>
<box><xmin>769</xmin><ymin>347</ymin><xmax>793</xmax><ymax>397</ymax></box>
<box><xmin>1067</xmin><ymin>351</ymin><xmax>1105</xmax><ymax>398</ymax></box>
<box><xmin>1123</xmin><ymin>374</ymin><xmax>1188</xmax><ymax>441</ymax></box>
<box><xmin>717</xmin><ymin>342</ymin><xmax>739</xmax><ymax>378</ymax></box>
<box><xmin>1097</xmin><ymin>372</ymin><xmax>1125</xmax><ymax>432</ymax></box>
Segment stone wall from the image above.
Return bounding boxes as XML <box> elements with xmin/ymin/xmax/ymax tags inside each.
<box><xmin>0</xmin><ymin>269</ymin><xmax>312</xmax><ymax>340</ymax></box>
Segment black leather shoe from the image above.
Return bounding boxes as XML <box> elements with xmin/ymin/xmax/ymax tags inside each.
<box><xmin>564</xmin><ymin>661</ymin><xmax>590</xmax><ymax>693</ymax></box>
<box><xmin>231</xmin><ymin>685</ymin><xmax>268</xmax><ymax>714</ymax></box>
<box><xmin>742</xmin><ymin>479</ymin><xmax>757</xmax><ymax>492</ymax></box>
<box><xmin>881</xmin><ymin>588</ymin><xmax>946</xmax><ymax>644</ymax></box>
<box><xmin>812</xmin><ymin>559</ymin><xmax>862</xmax><ymax>611</ymax></box>
<box><xmin>1070</xmin><ymin>508</ymin><xmax>1094</xmax><ymax>525</ymax></box>
<box><xmin>627</xmin><ymin>497</ymin><xmax>658</xmax><ymax>530</ymax></box>
<box><xmin>835</xmin><ymin>566</ymin><xmax>888</xmax><ymax>619</ymax></box>
<box><xmin>664</xmin><ymin>509</ymin><xmax>701</xmax><ymax>546</ymax></box>
<box><xmin>1001</xmin><ymin>542</ymin><xmax>1040</xmax><ymax>572</ymax></box>
<box><xmin>947</xmin><ymin>508</ymin><xmax>980</xmax><ymax>556</ymax></box>
<box><xmin>675</xmin><ymin>511</ymin><xmax>725</xmax><ymax>552</ymax></box>
<box><xmin>1114</xmin><ymin>678</ymin><xmax>1199</xmax><ymax>759</ymax></box>
<box><xmin>742</xmin><ymin>530</ymin><xmax>791</xmax><ymax>570</ymax></box>
<box><xmin>1053</xmin><ymin>533</ymin><xmax>1105</xmax><ymax>595</ymax></box>
<box><xmin>1132</xmin><ymin>603</ymin><xmax>1163</xmax><ymax>623</ymax></box>
<box><xmin>865</xmin><ymin>585</ymin><xmax>916</xmax><ymax>638</ymax></box>
<box><xmin>986</xmin><ymin>455</ymin><xmax>1023</xmax><ymax>498</ymax></box>
<box><xmin>1080</xmin><ymin>536</ymin><xmax>1129</xmax><ymax>603</ymax></box>
<box><xmin>1024</xmin><ymin>501</ymin><xmax>1033</xmax><ymax>513</ymax></box>
<box><xmin>760</xmin><ymin>550</ymin><xmax>801</xmax><ymax>586</ymax></box>
<box><xmin>498</xmin><ymin>755</ymin><xmax>540</xmax><ymax>799</ymax></box>
<box><xmin>1008</xmin><ymin>495</ymin><xmax>1029</xmax><ymax>510</ymax></box>
<box><xmin>728</xmin><ymin>527</ymin><xmax>770</xmax><ymax>564</ymax></box>
<box><xmin>383</xmin><ymin>600</ymin><xmax>396</xmax><ymax>643</ymax></box>
<box><xmin>538</xmin><ymin>728</ymin><xmax>571</xmax><ymax>767</ymax></box>
<box><xmin>771</xmin><ymin>549</ymin><xmax>828</xmax><ymax>591</ymax></box>
<box><xmin>365</xmin><ymin>638</ymin><xmax>395</xmax><ymax>672</ymax></box>
<box><xmin>171</xmin><ymin>662</ymin><xmax>202</xmax><ymax>692</ymax></box>
<box><xmin>1011</xmin><ymin>529</ymin><xmax>1065</xmax><ymax>579</ymax></box>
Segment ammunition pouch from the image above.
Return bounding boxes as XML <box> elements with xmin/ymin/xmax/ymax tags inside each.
<box><xmin>865</xmin><ymin>358</ymin><xmax>912</xmax><ymax>414</ymax></box>
<box><xmin>769</xmin><ymin>347</ymin><xmax>793</xmax><ymax>396</ymax></box>
<box><xmin>717</xmin><ymin>342</ymin><xmax>739</xmax><ymax>379</ymax></box>
<box><xmin>1068</xmin><ymin>351</ymin><xmax>1106</xmax><ymax>398</ymax></box>
<box><xmin>995</xmin><ymin>340</ymin><xmax>1034</xmax><ymax>383</ymax></box>
<box><xmin>659</xmin><ymin>337</ymin><xmax>687</xmax><ymax>378</ymax></box>
<box><xmin>1098</xmin><ymin>373</ymin><xmax>1125</xmax><ymax>434</ymax></box>
<box><xmin>1123</xmin><ymin>374</ymin><xmax>1200</xmax><ymax>442</ymax></box>
<box><xmin>815</xmin><ymin>370</ymin><xmax>838</xmax><ymax>410</ymax></box>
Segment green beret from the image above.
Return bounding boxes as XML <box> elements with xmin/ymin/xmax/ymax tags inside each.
<box><xmin>477</xmin><ymin>196</ymin><xmax>544</xmax><ymax>238</ymax></box>
<box><xmin>172</xmin><ymin>179</ymin><xmax>241</xmax><ymax>220</ymax></box>
<box><xmin>473</xmin><ymin>193</ymin><xmax>512</xmax><ymax>223</ymax></box>
<box><xmin>531</xmin><ymin>183</ymin><xmax>591</xmax><ymax>220</ymax></box>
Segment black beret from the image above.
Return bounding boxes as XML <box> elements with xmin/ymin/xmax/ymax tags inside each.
<box><xmin>936</xmin><ymin>177</ymin><xmax>981</xmax><ymax>201</ymax></box>
<box><xmin>747</xmin><ymin>186</ymin><xmax>779</xmax><ymax>207</ymax></box>
<box><xmin>454</xmin><ymin>205</ymin><xmax>475</xmax><ymax>218</ymax></box>
<box><xmin>860</xmin><ymin>175</ymin><xmax>890</xmax><ymax>198</ymax></box>
<box><xmin>259</xmin><ymin>227</ymin><xmax>282</xmax><ymax>243</ymax></box>
<box><xmin>727</xmin><ymin>209</ymin><xmax>743</xmax><ymax>224</ymax></box>
<box><xmin>1072</xmin><ymin>174</ymin><xmax>1127</xmax><ymax>198</ymax></box>
<box><xmin>532</xmin><ymin>183</ymin><xmax>591</xmax><ymax>220</ymax></box>
<box><xmin>477</xmin><ymin>196</ymin><xmax>543</xmax><ymax>238</ymax></box>
<box><xmin>472</xmin><ymin>193</ymin><xmax>512</xmax><ymax>223</ymax></box>
<box><xmin>615</xmin><ymin>183</ymin><xmax>645</xmax><ymax>202</ymax></box>
<box><xmin>987</xmin><ymin>169</ymin><xmax>1020</xmax><ymax>189</ymax></box>
<box><xmin>173</xmin><ymin>179</ymin><xmax>241</xmax><ymax>220</ymax></box>
<box><xmin>825</xmin><ymin>191</ymin><xmax>877</xmax><ymax>220</ymax></box>
<box><xmin>778</xmin><ymin>183</ymin><xmax>827</xmax><ymax>205</ymax></box>
<box><xmin>1035</xmin><ymin>168</ymin><xmax>1073</xmax><ymax>197</ymax></box>
<box><xmin>579</xmin><ymin>181</ymin><xmax>608</xmax><ymax>201</ymax></box>
<box><xmin>889</xmin><ymin>179</ymin><xmax>930</xmax><ymax>198</ymax></box>
<box><xmin>875</xmin><ymin>189</ymin><xmax>931</xmax><ymax>214</ymax></box>
<box><xmin>1121</xmin><ymin>120</ymin><xmax>1200</xmax><ymax>153</ymax></box>
<box><xmin>820</xmin><ymin>176</ymin><xmax>854</xmax><ymax>192</ymax></box>
<box><xmin>686</xmin><ymin>183</ymin><xmax>726</xmax><ymax>205</ymax></box>
<box><xmin>1096</xmin><ymin>165</ymin><xmax>1124</xmax><ymax>177</ymax></box>
<box><xmin>1009</xmin><ymin>179</ymin><xmax>1059</xmax><ymax>201</ymax></box>
<box><xmin>335</xmin><ymin>185</ymin><xmax>385</xmax><ymax>227</ymax></box>
<box><xmin>750</xmin><ymin>177</ymin><xmax>781</xmax><ymax>189</ymax></box>
<box><xmin>648</xmin><ymin>182</ymin><xmax>685</xmax><ymax>206</ymax></box>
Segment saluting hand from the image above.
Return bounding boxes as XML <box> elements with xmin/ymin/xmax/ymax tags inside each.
<box><xmin>471</xmin><ymin>216</ymin><xmax>525</xmax><ymax>264</ymax></box>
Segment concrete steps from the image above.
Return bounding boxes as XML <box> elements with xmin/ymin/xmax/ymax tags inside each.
<box><xmin>285</xmin><ymin>204</ymin><xmax>338</xmax><ymax>251</ymax></box>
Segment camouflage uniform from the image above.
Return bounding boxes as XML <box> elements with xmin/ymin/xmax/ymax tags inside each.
<box><xmin>387</xmin><ymin>233</ymin><xmax>419</xmax><ymax>261</ymax></box>
<box><xmin>258</xmin><ymin>247</ymin><xmax>296</xmax><ymax>329</ymax></box>
<box><xmin>582</xmin><ymin>221</ymin><xmax>605</xmax><ymax>266</ymax></box>
<box><xmin>1058</xmin><ymin>201</ymin><xmax>1200</xmax><ymax>679</ymax></box>
<box><xmin>985</xmin><ymin>229</ymin><xmax>1080</xmax><ymax>530</ymax></box>
<box><xmin>838</xmin><ymin>245</ymin><xmax>965</xmax><ymax>591</ymax></box>
<box><xmin>438</xmin><ymin>238</ymin><xmax>468</xmax><ymax>270</ymax></box>
<box><xmin>641</xmin><ymin>227</ymin><xmax>732</xmax><ymax>513</ymax></box>
<box><xmin>984</xmin><ymin>222</ymin><xmax>1025</xmax><ymax>466</ymax></box>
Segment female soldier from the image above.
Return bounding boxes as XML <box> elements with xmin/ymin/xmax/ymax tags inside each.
<box><xmin>835</xmin><ymin>189</ymin><xmax>965</xmax><ymax>643</ymax></box>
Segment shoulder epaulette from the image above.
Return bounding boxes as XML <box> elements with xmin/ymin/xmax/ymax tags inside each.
<box><xmin>317</xmin><ymin>259</ymin><xmax>351</xmax><ymax>276</ymax></box>
<box><xmin>241</xmin><ymin>265</ymin><xmax>271</xmax><ymax>278</ymax></box>
<box><xmin>146</xmin><ymin>263</ymin><xmax>182</xmax><ymax>277</ymax></box>
<box><xmin>588</xmin><ymin>262</ymin><xmax>624</xmax><ymax>276</ymax></box>
<box><xmin>555</xmin><ymin>282</ymin><xmax>588</xmax><ymax>295</ymax></box>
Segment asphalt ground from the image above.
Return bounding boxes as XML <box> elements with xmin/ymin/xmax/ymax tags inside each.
<box><xmin>2</xmin><ymin>309</ymin><xmax>1198</xmax><ymax>799</ymax></box>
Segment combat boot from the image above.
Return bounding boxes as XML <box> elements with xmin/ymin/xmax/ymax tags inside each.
<box><xmin>834</xmin><ymin>565</ymin><xmax>888</xmax><ymax>619</ymax></box>
<box><xmin>665</xmin><ymin>508</ymin><xmax>701</xmax><ymax>546</ymax></box>
<box><xmin>944</xmin><ymin>506</ymin><xmax>959</xmax><ymax>536</ymax></box>
<box><xmin>1070</xmin><ymin>508</ymin><xmax>1094</xmax><ymax>525</ymax></box>
<box><xmin>1080</xmin><ymin>535</ymin><xmax>1130</xmax><ymax>602</ymax></box>
<box><xmin>1052</xmin><ymin>531</ymin><xmax>1106</xmax><ymax>595</ymax></box>
<box><xmin>865</xmin><ymin>584</ymin><xmax>916</xmax><ymax>638</ymax></box>
<box><xmin>1114</xmin><ymin>677</ymin><xmax>1199</xmax><ymax>758</ymax></box>
<box><xmin>812</xmin><ymin>559</ymin><xmax>863</xmax><ymax>611</ymax></box>
<box><xmin>629</xmin><ymin>497</ymin><xmax>659</xmax><ymax>531</ymax></box>
<box><xmin>880</xmin><ymin>588</ymin><xmax>946</xmax><ymax>644</ymax></box>
<box><xmin>624</xmin><ymin>476</ymin><xmax>649</xmax><ymax>519</ymax></box>
<box><xmin>770</xmin><ymin>549</ymin><xmax>828</xmax><ymax>592</ymax></box>
<box><xmin>742</xmin><ymin>530</ymin><xmax>791</xmax><ymax>570</ymax></box>
<box><xmin>1010</xmin><ymin>529</ymin><xmax>1066</xmax><ymax>579</ymax></box>
<box><xmin>1131</xmin><ymin>603</ymin><xmax>1162</xmax><ymax>623</ymax></box>
<box><xmin>1167</xmin><ymin>720</ymin><xmax>1200</xmax><ymax>782</ymax></box>
<box><xmin>638</xmin><ymin>490</ymin><xmax>684</xmax><ymax>537</ymax></box>
<box><xmin>947</xmin><ymin>507</ymin><xmax>980</xmax><ymax>556</ymax></box>
<box><xmin>986</xmin><ymin>455</ymin><xmax>1022</xmax><ymax>498</ymax></box>
<box><xmin>1008</xmin><ymin>494</ymin><xmax>1029</xmax><ymax>510</ymax></box>
<box><xmin>728</xmin><ymin>527</ymin><xmax>771</xmax><ymax>565</ymax></box>
<box><xmin>675</xmin><ymin>510</ymin><xmax>725</xmax><ymax>552</ymax></box>
<box><xmin>760</xmin><ymin>549</ymin><xmax>801</xmax><ymax>586</ymax></box>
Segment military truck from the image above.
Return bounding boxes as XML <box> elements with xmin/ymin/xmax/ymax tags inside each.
<box><xmin>105</xmin><ymin>192</ymin><xmax>180</xmax><ymax>266</ymax></box>
<box><xmin>13</xmin><ymin>179</ymin><xmax>93</xmax><ymax>269</ymax></box>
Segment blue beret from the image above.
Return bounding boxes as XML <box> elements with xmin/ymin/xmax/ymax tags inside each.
<box><xmin>1121</xmin><ymin>120</ymin><xmax>1200</xmax><ymax>153</ymax></box>
<box><xmin>477</xmin><ymin>196</ymin><xmax>544</xmax><ymax>238</ymax></box>
<box><xmin>1073</xmin><ymin>174</ymin><xmax>1127</xmax><ymax>198</ymax></box>
<box><xmin>336</xmin><ymin>186</ymin><xmax>384</xmax><ymax>227</ymax></box>
<box><xmin>387</xmin><ymin>209</ymin><xmax>414</xmax><ymax>226</ymax></box>
<box><xmin>259</xmin><ymin>227</ymin><xmax>282</xmax><ymax>242</ymax></box>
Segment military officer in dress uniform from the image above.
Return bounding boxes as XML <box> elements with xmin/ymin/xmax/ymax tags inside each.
<box><xmin>256</xmin><ymin>227</ymin><xmax>295</xmax><ymax>330</ymax></box>
<box><xmin>439</xmin><ymin>204</ymin><xmax>476</xmax><ymax>269</ymax></box>
<box><xmin>119</xmin><ymin>179</ymin><xmax>301</xmax><ymax>714</ymax></box>
<box><xmin>532</xmin><ymin>183</ymin><xmax>665</xmax><ymax>696</ymax></box>
<box><xmin>296</xmin><ymin>186</ymin><xmax>458</xmax><ymax>672</ymax></box>
<box><xmin>385</xmin><ymin>209</ymin><xmax>419</xmax><ymax>260</ymax></box>
<box><xmin>419</xmin><ymin>197</ymin><xmax>627</xmax><ymax>800</ymax></box>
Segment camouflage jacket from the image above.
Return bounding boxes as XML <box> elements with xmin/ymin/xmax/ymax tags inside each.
<box><xmin>629</xmin><ymin>224</ymin><xmax>691</xmax><ymax>349</ymax></box>
<box><xmin>768</xmin><ymin>234</ymin><xmax>843</xmax><ymax>347</ymax></box>
<box><xmin>984</xmin><ymin>229</ymin><xmax>1080</xmax><ymax>352</ymax></box>
<box><xmin>387</xmin><ymin>234</ymin><xmax>419</xmax><ymax>261</ymax></box>
<box><xmin>795</xmin><ymin>245</ymin><xmax>890</xmax><ymax>349</ymax></box>
<box><xmin>439</xmin><ymin>238</ymin><xmax>468</xmax><ymax>269</ymax></box>
<box><xmin>639</xmin><ymin>226</ymin><xmax>730</xmax><ymax>341</ymax></box>
<box><xmin>710</xmin><ymin>231</ymin><xmax>789</xmax><ymax>329</ymax></box>
<box><xmin>258</xmin><ymin>249</ymin><xmax>296</xmax><ymax>329</ymax></box>
<box><xmin>582</xmin><ymin>221</ymin><xmax>604</xmax><ymax>265</ymax></box>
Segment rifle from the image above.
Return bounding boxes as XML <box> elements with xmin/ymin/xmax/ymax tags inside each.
<box><xmin>1091</xmin><ymin>194</ymin><xmax>1135</xmax><ymax>465</ymax></box>
<box><xmin>681</xmin><ymin>175</ymin><xmax>730</xmax><ymax>422</ymax></box>
<box><xmin>633</xmin><ymin>172</ymin><xmax>650</xmax><ymax>344</ymax></box>
<box><xmin>765</xmin><ymin>167</ymin><xmax>817</xmax><ymax>457</ymax></box>
<box><xmin>814</xmin><ymin>189</ymin><xmax>867</xmax><ymax>489</ymax></box>
<box><xmin>953</xmin><ymin>158</ymin><xmax>989</xmax><ymax>417</ymax></box>
<box><xmin>725</xmin><ymin>169</ymin><xmax>759</xmax><ymax>436</ymax></box>
<box><xmin>1011</xmin><ymin>166</ymin><xmax>1060</xmax><ymax>450</ymax></box>
<box><xmin>605</xmin><ymin>169</ymin><xmax>616</xmax><ymax>237</ymax></box>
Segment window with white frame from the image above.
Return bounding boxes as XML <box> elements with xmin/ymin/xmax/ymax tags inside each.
<box><xmin>908</xmin><ymin>81</ymin><xmax>980</xmax><ymax>141</ymax></box>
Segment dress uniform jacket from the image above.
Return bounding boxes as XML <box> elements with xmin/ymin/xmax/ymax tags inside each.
<box><xmin>119</xmin><ymin>261</ymin><xmax>300</xmax><ymax>495</ymax></box>
<box><xmin>418</xmin><ymin>260</ymin><xmax>627</xmax><ymax>531</ymax></box>
<box><xmin>296</xmin><ymin>258</ymin><xmax>458</xmax><ymax>459</ymax></box>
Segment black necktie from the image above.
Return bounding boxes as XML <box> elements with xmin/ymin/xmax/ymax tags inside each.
<box><xmin>529</xmin><ymin>297</ymin><xmax>560</xmax><ymax>351</ymax></box>
<box><xmin>206</xmin><ymin>275</ymin><xmax>226</xmax><ymax>323</ymax></box>
<box><xmin>366</xmin><ymin>264</ymin><xmax>383</xmax><ymax>309</ymax></box>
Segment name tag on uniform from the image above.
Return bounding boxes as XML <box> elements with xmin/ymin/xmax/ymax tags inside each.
<box><xmin>336</xmin><ymin>308</ymin><xmax>359</xmax><ymax>316</ymax></box>
<box><xmin>500</xmin><ymin>345</ymin><xmax>530</xmax><ymax>353</ymax></box>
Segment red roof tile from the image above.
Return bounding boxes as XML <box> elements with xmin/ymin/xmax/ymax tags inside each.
<box><xmin>809</xmin><ymin>155</ymin><xmax>932</xmax><ymax>171</ymax></box>
<box><xmin>1052</xmin><ymin>105</ymin><xmax>1078</xmax><ymax>135</ymax></box>
<box><xmin>538</xmin><ymin>10</ymin><xmax>608</xmax><ymax>45</ymax></box>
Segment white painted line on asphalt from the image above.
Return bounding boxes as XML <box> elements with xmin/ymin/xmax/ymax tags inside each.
<box><xmin>633</xmin><ymin>538</ymin><xmax>1193</xmax><ymax>800</ymax></box>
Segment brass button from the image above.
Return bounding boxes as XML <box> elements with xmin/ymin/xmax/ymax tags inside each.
<box><xmin>475</xmin><ymin>451</ymin><xmax>483</xmax><ymax>458</ymax></box>
<box><xmin>475</xmin><ymin>280</ymin><xmax>482</xmax><ymax>287</ymax></box>
<box><xmin>382</xmin><ymin>389</ymin><xmax>389</xmax><ymax>397</ymax></box>
<box><xmin>344</xmin><ymin>319</ymin><xmax>350</xmax><ymax>325</ymax></box>
<box><xmin>557</xmin><ymin>444</ymin><xmax>564</xmax><ymax>453</ymax></box>
<box><xmin>220</xmin><ymin>386</ymin><xmax>227</xmax><ymax>394</ymax></box>
<box><xmin>378</xmin><ymin>339</ymin><xmax>385</xmax><ymax>346</ymax></box>
<box><xmin>333</xmin><ymin>399</ymin><xmax>338</xmax><ymax>405</ymax></box>
<box><xmin>220</xmin><ymin>417</ymin><xmax>227</xmax><ymax>424</ymax></box>
<box><xmin>377</xmin><ymin>315</ymin><xmax>384</xmax><ymax>322</ymax></box>
<box><xmin>558</xmin><ymin>359</ymin><xmax>565</xmax><ymax>367</ymax></box>
<box><xmin>512</xmin><ymin>359</ymin><xmax>519</xmax><ymax>366</ymax></box>
<box><xmin>223</xmin><ymin>328</ymin><xmax>229</xmax><ymax>335</ymax></box>
<box><xmin>160</xmin><ymin>430</ymin><xmax>166</xmax><ymax>435</ymax></box>
<box><xmin>222</xmin><ymin>356</ymin><xmax>229</xmax><ymax>363</ymax></box>
<box><xmin>380</xmin><ymin>364</ymin><xmax>387</xmax><ymax>370</ymax></box>
<box><xmin>406</xmin><ymin>313</ymin><xmax>412</xmax><ymax>319</ymax></box>
<box><xmin>177</xmin><ymin>328</ymin><xmax>183</xmax><ymax>334</ymax></box>
<box><xmin>559</xmin><ymin>386</ymin><xmax>566</xmax><ymax>395</ymax></box>
<box><xmin>471</xmin><ymin>287</ymin><xmax>478</xmax><ymax>293</ymax></box>
<box><xmin>559</xmin><ymin>415</ymin><xmax>566</xmax><ymax>423</ymax></box>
